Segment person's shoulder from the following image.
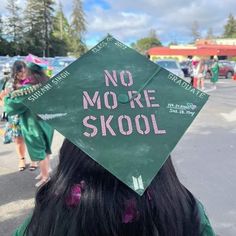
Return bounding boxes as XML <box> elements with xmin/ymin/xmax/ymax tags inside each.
<box><xmin>12</xmin><ymin>216</ymin><xmax>32</xmax><ymax>236</ymax></box>
<box><xmin>10</xmin><ymin>84</ymin><xmax>40</xmax><ymax>99</ymax></box>
<box><xmin>197</xmin><ymin>200</ymin><xmax>216</xmax><ymax>236</ymax></box>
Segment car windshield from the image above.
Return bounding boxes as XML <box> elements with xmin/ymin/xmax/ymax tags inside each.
<box><xmin>156</xmin><ymin>61</ymin><xmax>178</xmax><ymax>69</ymax></box>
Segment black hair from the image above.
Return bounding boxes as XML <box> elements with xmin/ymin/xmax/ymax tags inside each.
<box><xmin>11</xmin><ymin>60</ymin><xmax>26</xmax><ymax>90</ymax></box>
<box><xmin>26</xmin><ymin>64</ymin><xmax>49</xmax><ymax>85</ymax></box>
<box><xmin>25</xmin><ymin>139</ymin><xmax>201</xmax><ymax>236</ymax></box>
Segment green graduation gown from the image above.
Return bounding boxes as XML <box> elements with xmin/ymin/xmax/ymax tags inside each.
<box><xmin>13</xmin><ymin>201</ymin><xmax>215</xmax><ymax>236</ymax></box>
<box><xmin>4</xmin><ymin>84</ymin><xmax>54</xmax><ymax>161</ymax></box>
<box><xmin>211</xmin><ymin>62</ymin><xmax>219</xmax><ymax>83</ymax></box>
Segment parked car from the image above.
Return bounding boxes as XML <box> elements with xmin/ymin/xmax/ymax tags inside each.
<box><xmin>205</xmin><ymin>60</ymin><xmax>235</xmax><ymax>79</ymax></box>
<box><xmin>218</xmin><ymin>60</ymin><xmax>235</xmax><ymax>79</ymax></box>
<box><xmin>179</xmin><ymin>61</ymin><xmax>191</xmax><ymax>77</ymax></box>
<box><xmin>51</xmin><ymin>57</ymin><xmax>76</xmax><ymax>75</ymax></box>
<box><xmin>155</xmin><ymin>59</ymin><xmax>185</xmax><ymax>78</ymax></box>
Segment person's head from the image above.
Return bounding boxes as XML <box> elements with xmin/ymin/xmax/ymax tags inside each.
<box><xmin>26</xmin><ymin>63</ymin><xmax>49</xmax><ymax>85</ymax></box>
<box><xmin>26</xmin><ymin>139</ymin><xmax>201</xmax><ymax>236</ymax></box>
<box><xmin>11</xmin><ymin>60</ymin><xmax>27</xmax><ymax>89</ymax></box>
<box><xmin>213</xmin><ymin>56</ymin><xmax>218</xmax><ymax>62</ymax></box>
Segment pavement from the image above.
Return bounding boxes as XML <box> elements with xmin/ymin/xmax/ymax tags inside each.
<box><xmin>0</xmin><ymin>78</ymin><xmax>236</xmax><ymax>236</ymax></box>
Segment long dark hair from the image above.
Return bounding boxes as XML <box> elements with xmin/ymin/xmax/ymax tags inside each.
<box><xmin>26</xmin><ymin>64</ymin><xmax>49</xmax><ymax>85</ymax></box>
<box><xmin>26</xmin><ymin>139</ymin><xmax>201</xmax><ymax>236</ymax></box>
<box><xmin>11</xmin><ymin>60</ymin><xmax>26</xmax><ymax>90</ymax></box>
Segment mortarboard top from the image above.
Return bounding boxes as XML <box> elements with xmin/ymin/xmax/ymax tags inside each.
<box><xmin>23</xmin><ymin>35</ymin><xmax>209</xmax><ymax>195</ymax></box>
<box><xmin>25</xmin><ymin>54</ymin><xmax>48</xmax><ymax>69</ymax></box>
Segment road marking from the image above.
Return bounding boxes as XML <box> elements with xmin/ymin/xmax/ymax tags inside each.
<box><xmin>0</xmin><ymin>199</ymin><xmax>34</xmax><ymax>222</ymax></box>
<box><xmin>204</xmin><ymin>88</ymin><xmax>216</xmax><ymax>93</ymax></box>
<box><xmin>221</xmin><ymin>109</ymin><xmax>236</xmax><ymax>122</ymax></box>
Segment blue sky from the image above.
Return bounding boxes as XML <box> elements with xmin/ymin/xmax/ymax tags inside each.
<box><xmin>1</xmin><ymin>0</ymin><xmax>236</xmax><ymax>47</ymax></box>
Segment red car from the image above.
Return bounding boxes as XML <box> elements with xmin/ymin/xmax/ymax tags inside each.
<box><xmin>218</xmin><ymin>60</ymin><xmax>235</xmax><ymax>78</ymax></box>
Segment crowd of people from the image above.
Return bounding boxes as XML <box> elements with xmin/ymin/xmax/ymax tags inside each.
<box><xmin>190</xmin><ymin>57</ymin><xmax>219</xmax><ymax>91</ymax></box>
<box><xmin>0</xmin><ymin>54</ymin><xmax>216</xmax><ymax>236</ymax></box>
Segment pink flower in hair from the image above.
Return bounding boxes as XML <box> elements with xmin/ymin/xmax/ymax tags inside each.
<box><xmin>25</xmin><ymin>54</ymin><xmax>48</xmax><ymax>67</ymax></box>
<box><xmin>66</xmin><ymin>184</ymin><xmax>83</xmax><ymax>207</ymax></box>
<box><xmin>122</xmin><ymin>198</ymin><xmax>139</xmax><ymax>223</ymax></box>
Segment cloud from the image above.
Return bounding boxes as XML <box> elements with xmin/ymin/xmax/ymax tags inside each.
<box><xmin>1</xmin><ymin>0</ymin><xmax>236</xmax><ymax>46</ymax></box>
<box><xmin>86</xmin><ymin>7</ymin><xmax>153</xmax><ymax>41</ymax></box>
<box><xmin>0</xmin><ymin>0</ymin><xmax>8</xmax><ymax>13</ymax></box>
<box><xmin>85</xmin><ymin>0</ymin><xmax>236</xmax><ymax>45</ymax></box>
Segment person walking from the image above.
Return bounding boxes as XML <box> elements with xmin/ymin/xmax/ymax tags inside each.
<box><xmin>3</xmin><ymin>55</ymin><xmax>54</xmax><ymax>187</ymax></box>
<box><xmin>0</xmin><ymin>61</ymin><xmax>38</xmax><ymax>171</ymax></box>
<box><xmin>190</xmin><ymin>59</ymin><xmax>199</xmax><ymax>88</ymax></box>
<box><xmin>196</xmin><ymin>59</ymin><xmax>207</xmax><ymax>90</ymax></box>
<box><xmin>211</xmin><ymin>57</ymin><xmax>219</xmax><ymax>90</ymax></box>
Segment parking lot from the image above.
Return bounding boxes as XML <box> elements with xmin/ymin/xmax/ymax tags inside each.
<box><xmin>0</xmin><ymin>77</ymin><xmax>236</xmax><ymax>235</ymax></box>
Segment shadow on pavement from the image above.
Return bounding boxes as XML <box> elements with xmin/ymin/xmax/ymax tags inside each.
<box><xmin>0</xmin><ymin>170</ymin><xmax>36</xmax><ymax>206</ymax></box>
<box><xmin>0</xmin><ymin>150</ymin><xmax>13</xmax><ymax>156</ymax></box>
<box><xmin>0</xmin><ymin>208</ymin><xmax>32</xmax><ymax>236</ymax></box>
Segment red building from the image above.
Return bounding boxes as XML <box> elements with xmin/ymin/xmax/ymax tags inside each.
<box><xmin>147</xmin><ymin>39</ymin><xmax>236</xmax><ymax>61</ymax></box>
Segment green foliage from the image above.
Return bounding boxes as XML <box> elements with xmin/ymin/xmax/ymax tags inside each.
<box><xmin>0</xmin><ymin>0</ymin><xmax>89</xmax><ymax>56</ymax></box>
<box><xmin>51</xmin><ymin>1</ymin><xmax>71</xmax><ymax>56</ymax></box>
<box><xmin>71</xmin><ymin>0</ymin><xmax>86</xmax><ymax>38</ymax></box>
<box><xmin>0</xmin><ymin>38</ymin><xmax>11</xmax><ymax>55</ymax></box>
<box><xmin>5</xmin><ymin>0</ymin><xmax>24</xmax><ymax>55</ymax></box>
<box><xmin>223</xmin><ymin>13</ymin><xmax>236</xmax><ymax>38</ymax></box>
<box><xmin>132</xmin><ymin>36</ymin><xmax>162</xmax><ymax>54</ymax></box>
<box><xmin>70</xmin><ymin>0</ymin><xmax>87</xmax><ymax>56</ymax></box>
<box><xmin>21</xmin><ymin>0</ymin><xmax>55</xmax><ymax>56</ymax></box>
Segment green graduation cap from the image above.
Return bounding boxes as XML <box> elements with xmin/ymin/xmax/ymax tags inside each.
<box><xmin>23</xmin><ymin>35</ymin><xmax>209</xmax><ymax>195</ymax></box>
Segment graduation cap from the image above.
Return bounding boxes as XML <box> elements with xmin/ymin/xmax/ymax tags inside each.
<box><xmin>25</xmin><ymin>54</ymin><xmax>49</xmax><ymax>69</ymax></box>
<box><xmin>23</xmin><ymin>35</ymin><xmax>209</xmax><ymax>195</ymax></box>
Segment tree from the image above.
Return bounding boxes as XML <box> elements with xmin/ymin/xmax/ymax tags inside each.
<box><xmin>223</xmin><ymin>13</ymin><xmax>236</xmax><ymax>38</ymax></box>
<box><xmin>206</xmin><ymin>27</ymin><xmax>214</xmax><ymax>39</ymax></box>
<box><xmin>70</xmin><ymin>0</ymin><xmax>87</xmax><ymax>56</ymax></box>
<box><xmin>148</xmin><ymin>29</ymin><xmax>158</xmax><ymax>39</ymax></box>
<box><xmin>131</xmin><ymin>30</ymin><xmax>162</xmax><ymax>54</ymax></box>
<box><xmin>41</xmin><ymin>0</ymin><xmax>55</xmax><ymax>57</ymax></box>
<box><xmin>0</xmin><ymin>15</ymin><xmax>9</xmax><ymax>55</ymax></box>
<box><xmin>5</xmin><ymin>0</ymin><xmax>24</xmax><ymax>54</ymax></box>
<box><xmin>0</xmin><ymin>15</ymin><xmax>3</xmax><ymax>36</ymax></box>
<box><xmin>51</xmin><ymin>1</ymin><xmax>71</xmax><ymax>56</ymax></box>
<box><xmin>190</xmin><ymin>20</ymin><xmax>201</xmax><ymax>42</ymax></box>
<box><xmin>24</xmin><ymin>0</ymin><xmax>54</xmax><ymax>56</ymax></box>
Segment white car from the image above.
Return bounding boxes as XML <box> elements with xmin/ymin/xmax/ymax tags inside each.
<box><xmin>155</xmin><ymin>59</ymin><xmax>185</xmax><ymax>78</ymax></box>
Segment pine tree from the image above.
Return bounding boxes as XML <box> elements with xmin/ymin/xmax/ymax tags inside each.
<box><xmin>70</xmin><ymin>0</ymin><xmax>87</xmax><ymax>56</ymax></box>
<box><xmin>41</xmin><ymin>0</ymin><xmax>55</xmax><ymax>57</ymax></box>
<box><xmin>24</xmin><ymin>0</ymin><xmax>54</xmax><ymax>56</ymax></box>
<box><xmin>223</xmin><ymin>14</ymin><xmax>236</xmax><ymax>38</ymax></box>
<box><xmin>190</xmin><ymin>20</ymin><xmax>201</xmax><ymax>42</ymax></box>
<box><xmin>0</xmin><ymin>15</ymin><xmax>3</xmax><ymax>35</ymax></box>
<box><xmin>0</xmin><ymin>15</ymin><xmax>10</xmax><ymax>55</ymax></box>
<box><xmin>5</xmin><ymin>0</ymin><xmax>23</xmax><ymax>54</ymax></box>
<box><xmin>51</xmin><ymin>1</ymin><xmax>71</xmax><ymax>55</ymax></box>
<box><xmin>206</xmin><ymin>27</ymin><xmax>214</xmax><ymax>39</ymax></box>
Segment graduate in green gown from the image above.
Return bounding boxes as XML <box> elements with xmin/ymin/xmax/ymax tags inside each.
<box><xmin>4</xmin><ymin>56</ymin><xmax>53</xmax><ymax>187</ymax></box>
<box><xmin>210</xmin><ymin>57</ymin><xmax>219</xmax><ymax>89</ymax></box>
<box><xmin>12</xmin><ymin>37</ymin><xmax>215</xmax><ymax>236</ymax></box>
<box><xmin>13</xmin><ymin>141</ymin><xmax>215</xmax><ymax>236</ymax></box>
